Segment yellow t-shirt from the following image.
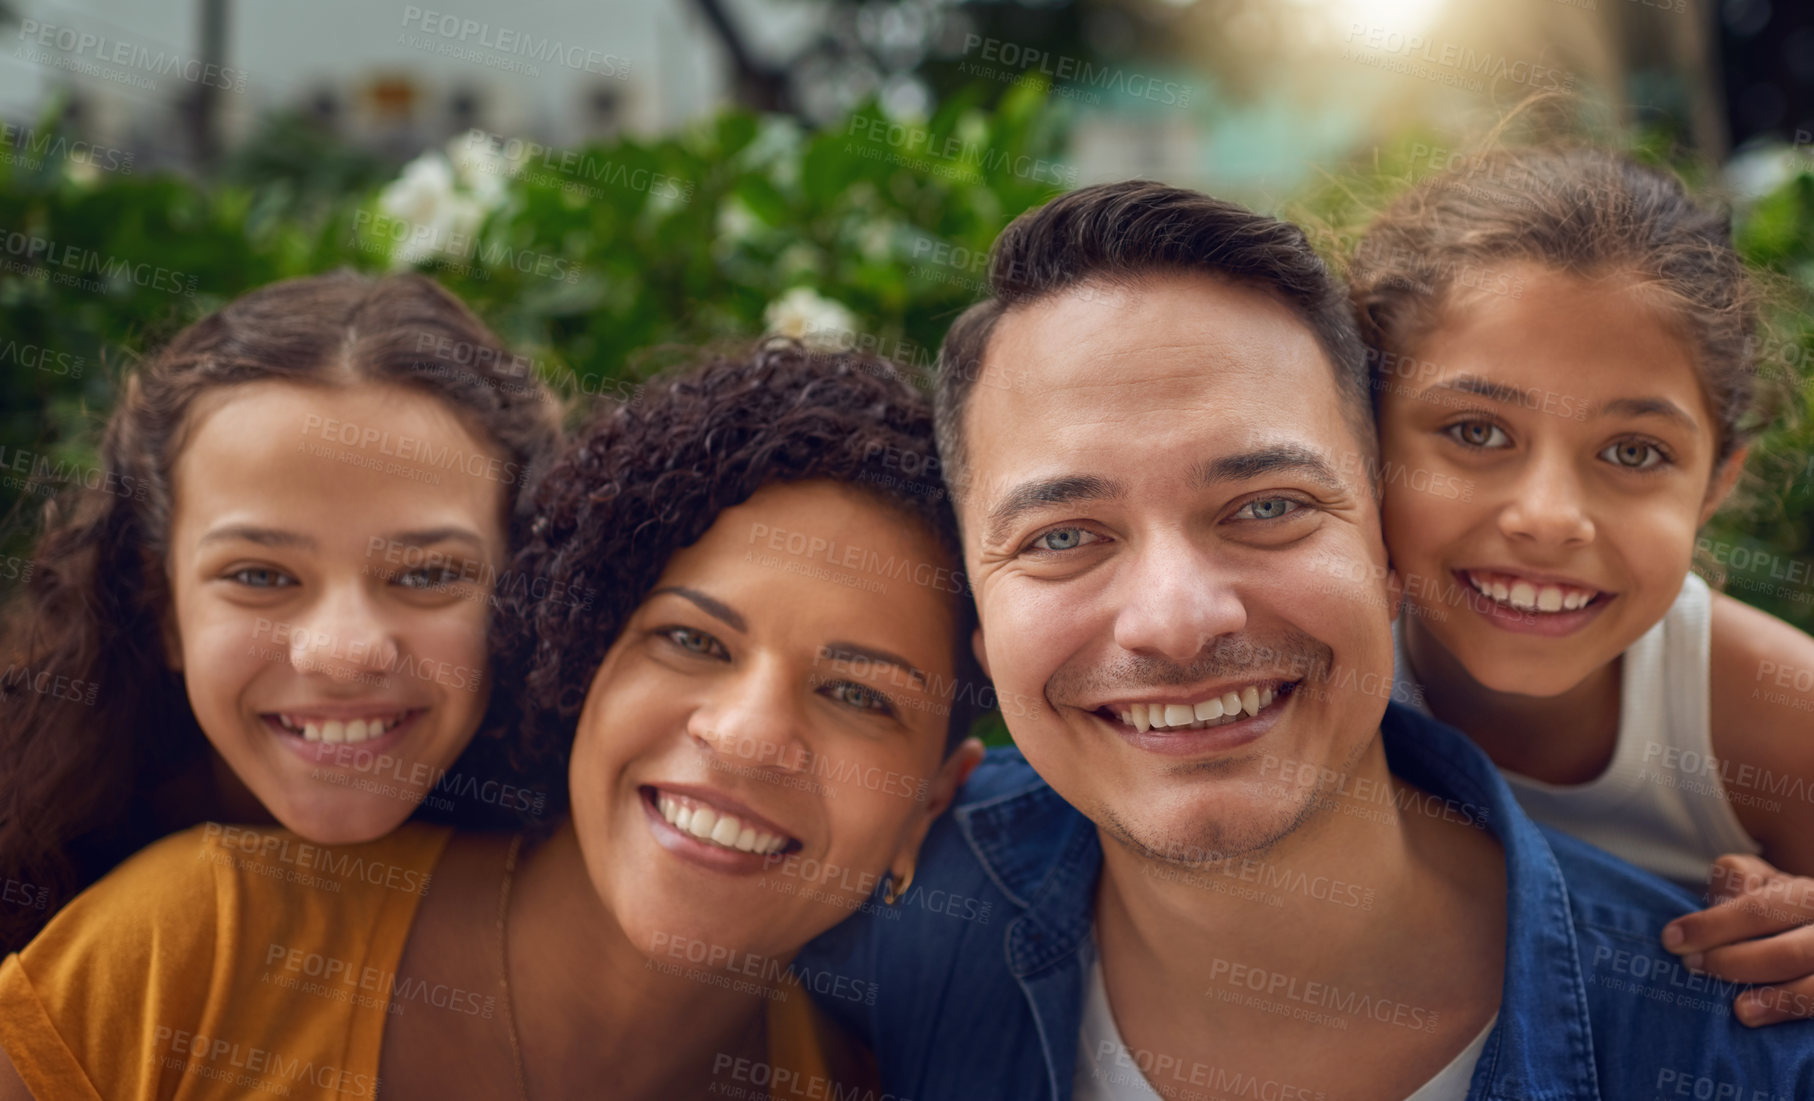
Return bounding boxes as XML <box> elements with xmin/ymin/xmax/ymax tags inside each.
<box><xmin>0</xmin><ymin>822</ymin><xmax>447</xmax><ymax>1100</ymax></box>
<box><xmin>0</xmin><ymin>822</ymin><xmax>871</xmax><ymax>1100</ymax></box>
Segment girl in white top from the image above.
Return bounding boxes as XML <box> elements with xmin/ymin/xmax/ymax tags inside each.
<box><xmin>1348</xmin><ymin>144</ymin><xmax>1814</xmax><ymax>1027</ymax></box>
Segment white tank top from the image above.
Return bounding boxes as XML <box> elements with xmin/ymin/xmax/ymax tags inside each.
<box><xmin>1392</xmin><ymin>571</ymin><xmax>1761</xmax><ymax>891</ymax></box>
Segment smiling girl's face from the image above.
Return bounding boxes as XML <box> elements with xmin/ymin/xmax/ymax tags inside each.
<box><xmin>165</xmin><ymin>379</ymin><xmax>509</xmax><ymax>842</ymax></box>
<box><xmin>567</xmin><ymin>479</ymin><xmax>967</xmax><ymax>965</ymax></box>
<box><xmin>1379</xmin><ymin>263</ymin><xmax>1733</xmax><ymax>697</ymax></box>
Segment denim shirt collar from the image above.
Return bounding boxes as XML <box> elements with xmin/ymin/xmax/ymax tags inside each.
<box><xmin>950</xmin><ymin>703</ymin><xmax>1603</xmax><ymax>1101</ymax></box>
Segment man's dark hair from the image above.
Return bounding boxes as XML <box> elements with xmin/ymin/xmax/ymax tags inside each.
<box><xmin>934</xmin><ymin>180</ymin><xmax>1375</xmax><ymax>500</ymax></box>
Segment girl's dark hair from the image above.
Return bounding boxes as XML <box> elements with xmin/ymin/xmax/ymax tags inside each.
<box><xmin>0</xmin><ymin>270</ymin><xmax>562</xmax><ymax>951</ymax></box>
<box><xmin>502</xmin><ymin>339</ymin><xmax>987</xmax><ymax>821</ymax></box>
<box><xmin>1349</xmin><ymin>144</ymin><xmax>1766</xmax><ymax>468</ymax></box>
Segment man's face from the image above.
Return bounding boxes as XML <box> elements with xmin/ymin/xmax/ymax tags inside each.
<box><xmin>958</xmin><ymin>271</ymin><xmax>1398</xmax><ymax>866</ymax></box>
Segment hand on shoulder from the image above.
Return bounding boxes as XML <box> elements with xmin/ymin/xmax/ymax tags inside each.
<box><xmin>1708</xmin><ymin>592</ymin><xmax>1814</xmax><ymax>870</ymax></box>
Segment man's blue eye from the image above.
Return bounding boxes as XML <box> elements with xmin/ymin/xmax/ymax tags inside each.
<box><xmin>1032</xmin><ymin>528</ymin><xmax>1097</xmax><ymax>551</ymax></box>
<box><xmin>1236</xmin><ymin>498</ymin><xmax>1299</xmax><ymax>521</ymax></box>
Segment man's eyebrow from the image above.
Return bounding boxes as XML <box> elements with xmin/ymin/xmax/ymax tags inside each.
<box><xmin>199</xmin><ymin>525</ymin><xmax>314</xmax><ymax>549</ymax></box>
<box><xmin>1192</xmin><ymin>444</ymin><xmax>1345</xmax><ymax>492</ymax></box>
<box><xmin>818</xmin><ymin>641</ymin><xmax>928</xmax><ymax>688</ymax></box>
<box><xmin>984</xmin><ymin>474</ymin><xmax>1125</xmax><ymax>547</ymax></box>
<box><xmin>647</xmin><ymin>586</ymin><xmax>747</xmax><ymax>633</ymax></box>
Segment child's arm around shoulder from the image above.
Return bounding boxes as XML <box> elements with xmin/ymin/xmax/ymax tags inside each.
<box><xmin>1708</xmin><ymin>591</ymin><xmax>1814</xmax><ymax>871</ymax></box>
<box><xmin>1662</xmin><ymin>593</ymin><xmax>1814</xmax><ymax>1026</ymax></box>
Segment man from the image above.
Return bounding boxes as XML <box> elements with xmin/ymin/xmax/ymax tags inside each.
<box><xmin>797</xmin><ymin>181</ymin><xmax>1814</xmax><ymax>1100</ymax></box>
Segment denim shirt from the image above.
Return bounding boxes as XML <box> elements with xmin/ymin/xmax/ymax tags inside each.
<box><xmin>797</xmin><ymin>703</ymin><xmax>1814</xmax><ymax>1101</ymax></box>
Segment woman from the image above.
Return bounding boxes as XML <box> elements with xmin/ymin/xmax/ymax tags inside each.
<box><xmin>0</xmin><ymin>340</ymin><xmax>988</xmax><ymax>1099</ymax></box>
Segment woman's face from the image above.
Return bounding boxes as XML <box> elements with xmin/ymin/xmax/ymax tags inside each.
<box><xmin>165</xmin><ymin>380</ymin><xmax>509</xmax><ymax>842</ymax></box>
<box><xmin>1378</xmin><ymin>263</ymin><xmax>1730</xmax><ymax>696</ymax></box>
<box><xmin>568</xmin><ymin>479</ymin><xmax>974</xmax><ymax>967</ymax></box>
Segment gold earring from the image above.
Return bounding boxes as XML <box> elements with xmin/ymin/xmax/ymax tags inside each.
<box><xmin>883</xmin><ymin>864</ymin><xmax>915</xmax><ymax>906</ymax></box>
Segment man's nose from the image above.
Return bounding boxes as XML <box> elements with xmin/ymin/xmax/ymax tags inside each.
<box><xmin>1111</xmin><ymin>534</ymin><xmax>1246</xmax><ymax>662</ymax></box>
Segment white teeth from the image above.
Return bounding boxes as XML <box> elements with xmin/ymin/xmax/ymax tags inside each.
<box><xmin>689</xmin><ymin>807</ymin><xmax>718</xmax><ymax>840</ymax></box>
<box><xmin>279</xmin><ymin>712</ymin><xmax>401</xmax><ymax>742</ymax></box>
<box><xmin>711</xmin><ymin>816</ymin><xmax>741</xmax><ymax>846</ymax></box>
<box><xmin>1123</xmin><ymin>684</ymin><xmax>1284</xmax><ymax>731</ymax></box>
<box><xmin>1468</xmin><ymin>572</ymin><xmax>1597</xmax><ymax>614</ymax></box>
<box><xmin>656</xmin><ymin>794</ymin><xmax>790</xmax><ymax>855</ymax></box>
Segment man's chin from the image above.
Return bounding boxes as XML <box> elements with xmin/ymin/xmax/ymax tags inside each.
<box><xmin>1097</xmin><ymin>800</ymin><xmax>1312</xmax><ymax>870</ymax></box>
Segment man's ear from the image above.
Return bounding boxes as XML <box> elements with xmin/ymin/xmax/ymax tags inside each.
<box><xmin>971</xmin><ymin>624</ymin><xmax>991</xmax><ymax>680</ymax></box>
<box><xmin>1699</xmin><ymin>447</ymin><xmax>1748</xmax><ymax>528</ymax></box>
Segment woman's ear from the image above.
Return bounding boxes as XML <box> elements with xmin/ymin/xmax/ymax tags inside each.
<box><xmin>1699</xmin><ymin>446</ymin><xmax>1749</xmax><ymax>527</ymax></box>
<box><xmin>890</xmin><ymin>736</ymin><xmax>986</xmax><ymax>877</ymax></box>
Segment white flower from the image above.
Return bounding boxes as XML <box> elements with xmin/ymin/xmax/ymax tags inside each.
<box><xmin>1725</xmin><ymin>143</ymin><xmax>1807</xmax><ymax>205</ymax></box>
<box><xmin>764</xmin><ymin>287</ymin><xmax>859</xmax><ymax>350</ymax></box>
<box><xmin>717</xmin><ymin>197</ymin><xmax>761</xmax><ymax>245</ymax></box>
<box><xmin>447</xmin><ymin>129</ymin><xmax>516</xmax><ymax>208</ymax></box>
<box><xmin>377</xmin><ymin>151</ymin><xmax>486</xmax><ymax>268</ymax></box>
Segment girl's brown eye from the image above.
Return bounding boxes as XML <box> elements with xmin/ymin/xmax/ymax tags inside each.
<box><xmin>230</xmin><ymin>567</ymin><xmax>294</xmax><ymax>588</ymax></box>
<box><xmin>1446</xmin><ymin>421</ymin><xmax>1509</xmax><ymax>449</ymax></box>
<box><xmin>1600</xmin><ymin>440</ymin><xmax>1665</xmax><ymax>470</ymax></box>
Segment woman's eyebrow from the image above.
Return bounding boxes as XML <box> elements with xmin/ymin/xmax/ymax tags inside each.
<box><xmin>817</xmin><ymin>641</ymin><xmax>929</xmax><ymax>688</ymax></box>
<box><xmin>648</xmin><ymin>586</ymin><xmax>747</xmax><ymax>633</ymax></box>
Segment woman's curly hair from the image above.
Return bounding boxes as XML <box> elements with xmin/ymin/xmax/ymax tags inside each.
<box><xmin>500</xmin><ymin>339</ymin><xmax>988</xmax><ymax>817</ymax></box>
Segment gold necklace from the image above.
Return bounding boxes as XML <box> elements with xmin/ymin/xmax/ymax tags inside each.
<box><xmin>497</xmin><ymin>833</ymin><xmax>529</xmax><ymax>1101</ymax></box>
